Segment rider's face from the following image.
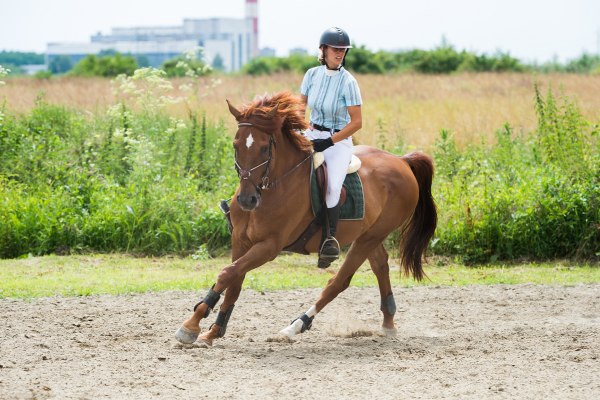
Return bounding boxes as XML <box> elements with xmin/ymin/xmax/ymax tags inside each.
<box><xmin>324</xmin><ymin>46</ymin><xmax>347</xmax><ymax>69</ymax></box>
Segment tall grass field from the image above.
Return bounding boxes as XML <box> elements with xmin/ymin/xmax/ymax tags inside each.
<box><xmin>0</xmin><ymin>71</ymin><xmax>598</xmax><ymax>263</ymax></box>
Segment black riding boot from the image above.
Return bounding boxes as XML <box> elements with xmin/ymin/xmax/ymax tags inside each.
<box><xmin>219</xmin><ymin>199</ymin><xmax>233</xmax><ymax>233</ymax></box>
<box><xmin>318</xmin><ymin>205</ymin><xmax>340</xmax><ymax>268</ymax></box>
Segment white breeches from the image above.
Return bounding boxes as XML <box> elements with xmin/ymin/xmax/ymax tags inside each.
<box><xmin>305</xmin><ymin>129</ymin><xmax>353</xmax><ymax>208</ymax></box>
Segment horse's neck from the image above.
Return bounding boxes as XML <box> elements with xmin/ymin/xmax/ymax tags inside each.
<box><xmin>274</xmin><ymin>138</ymin><xmax>310</xmax><ymax>180</ymax></box>
<box><xmin>265</xmin><ymin>138</ymin><xmax>312</xmax><ymax>203</ymax></box>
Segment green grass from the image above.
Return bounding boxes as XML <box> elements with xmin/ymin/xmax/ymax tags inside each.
<box><xmin>0</xmin><ymin>253</ymin><xmax>598</xmax><ymax>299</ymax></box>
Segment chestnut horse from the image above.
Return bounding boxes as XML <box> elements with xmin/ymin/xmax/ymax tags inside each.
<box><xmin>175</xmin><ymin>91</ymin><xmax>437</xmax><ymax>344</ymax></box>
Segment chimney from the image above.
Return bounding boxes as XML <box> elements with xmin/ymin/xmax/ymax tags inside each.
<box><xmin>245</xmin><ymin>0</ymin><xmax>259</xmax><ymax>58</ymax></box>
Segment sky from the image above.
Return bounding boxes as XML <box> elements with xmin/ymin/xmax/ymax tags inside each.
<box><xmin>1</xmin><ymin>0</ymin><xmax>599</xmax><ymax>63</ymax></box>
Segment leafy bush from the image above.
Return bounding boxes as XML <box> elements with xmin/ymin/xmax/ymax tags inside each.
<box><xmin>161</xmin><ymin>48</ymin><xmax>212</xmax><ymax>77</ymax></box>
<box><xmin>0</xmin><ymin>51</ymin><xmax>44</xmax><ymax>66</ymax></box>
<box><xmin>48</xmin><ymin>55</ymin><xmax>73</xmax><ymax>74</ymax></box>
<box><xmin>34</xmin><ymin>70</ymin><xmax>53</xmax><ymax>79</ymax></box>
<box><xmin>242</xmin><ymin>44</ymin><xmax>525</xmax><ymax>75</ymax></box>
<box><xmin>1</xmin><ymin>69</ymin><xmax>597</xmax><ymax>262</ymax></box>
<box><xmin>0</xmin><ymin>64</ymin><xmax>8</xmax><ymax>84</ymax></box>
<box><xmin>432</xmin><ymin>87</ymin><xmax>599</xmax><ymax>262</ymax></box>
<box><xmin>0</xmin><ymin>71</ymin><xmax>235</xmax><ymax>258</ymax></box>
<box><xmin>70</xmin><ymin>53</ymin><xmax>139</xmax><ymax>77</ymax></box>
<box><xmin>242</xmin><ymin>54</ymin><xmax>317</xmax><ymax>75</ymax></box>
<box><xmin>535</xmin><ymin>53</ymin><xmax>600</xmax><ymax>74</ymax></box>
<box><xmin>458</xmin><ymin>52</ymin><xmax>525</xmax><ymax>72</ymax></box>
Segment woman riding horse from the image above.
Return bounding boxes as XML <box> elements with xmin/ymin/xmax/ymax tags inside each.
<box><xmin>175</xmin><ymin>92</ymin><xmax>437</xmax><ymax>345</ymax></box>
<box><xmin>301</xmin><ymin>26</ymin><xmax>363</xmax><ymax>268</ymax></box>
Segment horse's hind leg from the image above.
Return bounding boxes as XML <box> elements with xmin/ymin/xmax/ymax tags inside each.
<box><xmin>280</xmin><ymin>237</ymin><xmax>379</xmax><ymax>339</ymax></box>
<box><xmin>368</xmin><ymin>243</ymin><xmax>398</xmax><ymax>336</ymax></box>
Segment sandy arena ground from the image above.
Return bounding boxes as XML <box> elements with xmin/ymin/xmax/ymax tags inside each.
<box><xmin>1</xmin><ymin>284</ymin><xmax>599</xmax><ymax>399</ymax></box>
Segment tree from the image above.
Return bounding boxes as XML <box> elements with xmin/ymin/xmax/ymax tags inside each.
<box><xmin>211</xmin><ymin>53</ymin><xmax>225</xmax><ymax>71</ymax></box>
<box><xmin>48</xmin><ymin>55</ymin><xmax>73</xmax><ymax>74</ymax></box>
<box><xmin>0</xmin><ymin>51</ymin><xmax>44</xmax><ymax>66</ymax></box>
<box><xmin>161</xmin><ymin>50</ymin><xmax>211</xmax><ymax>77</ymax></box>
<box><xmin>70</xmin><ymin>53</ymin><xmax>138</xmax><ymax>77</ymax></box>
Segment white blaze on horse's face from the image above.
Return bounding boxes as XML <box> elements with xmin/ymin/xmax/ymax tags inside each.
<box><xmin>245</xmin><ymin>133</ymin><xmax>254</xmax><ymax>149</ymax></box>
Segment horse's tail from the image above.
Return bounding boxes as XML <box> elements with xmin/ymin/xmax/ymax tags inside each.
<box><xmin>400</xmin><ymin>151</ymin><xmax>438</xmax><ymax>281</ymax></box>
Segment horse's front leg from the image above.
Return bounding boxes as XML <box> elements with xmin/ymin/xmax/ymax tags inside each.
<box><xmin>197</xmin><ymin>274</ymin><xmax>245</xmax><ymax>346</ymax></box>
<box><xmin>175</xmin><ymin>240</ymin><xmax>279</xmax><ymax>344</ymax></box>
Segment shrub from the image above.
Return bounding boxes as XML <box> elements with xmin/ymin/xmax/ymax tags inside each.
<box><xmin>241</xmin><ymin>44</ymin><xmax>526</xmax><ymax>75</ymax></box>
<box><xmin>161</xmin><ymin>48</ymin><xmax>212</xmax><ymax>77</ymax></box>
<box><xmin>48</xmin><ymin>55</ymin><xmax>73</xmax><ymax>74</ymax></box>
<box><xmin>432</xmin><ymin>88</ymin><xmax>599</xmax><ymax>262</ymax></box>
<box><xmin>0</xmin><ymin>73</ymin><xmax>235</xmax><ymax>258</ymax></box>
<box><xmin>70</xmin><ymin>53</ymin><xmax>139</xmax><ymax>77</ymax></box>
<box><xmin>242</xmin><ymin>54</ymin><xmax>316</xmax><ymax>75</ymax></box>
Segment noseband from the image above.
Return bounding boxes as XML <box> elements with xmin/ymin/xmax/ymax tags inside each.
<box><xmin>234</xmin><ymin>122</ymin><xmax>312</xmax><ymax>192</ymax></box>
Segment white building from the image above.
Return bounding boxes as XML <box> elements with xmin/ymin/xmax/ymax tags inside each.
<box><xmin>46</xmin><ymin>0</ymin><xmax>259</xmax><ymax>72</ymax></box>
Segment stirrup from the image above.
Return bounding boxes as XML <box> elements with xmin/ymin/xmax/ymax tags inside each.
<box><xmin>317</xmin><ymin>236</ymin><xmax>340</xmax><ymax>268</ymax></box>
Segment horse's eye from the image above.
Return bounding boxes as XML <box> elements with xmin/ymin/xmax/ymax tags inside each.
<box><xmin>260</xmin><ymin>145</ymin><xmax>269</xmax><ymax>155</ymax></box>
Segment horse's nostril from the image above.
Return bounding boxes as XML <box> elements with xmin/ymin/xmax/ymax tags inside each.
<box><xmin>237</xmin><ymin>193</ymin><xmax>260</xmax><ymax>210</ymax></box>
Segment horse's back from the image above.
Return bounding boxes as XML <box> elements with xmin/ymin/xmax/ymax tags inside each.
<box><xmin>353</xmin><ymin>145</ymin><xmax>417</xmax><ymax>187</ymax></box>
<box><xmin>353</xmin><ymin>145</ymin><xmax>420</xmax><ymax>229</ymax></box>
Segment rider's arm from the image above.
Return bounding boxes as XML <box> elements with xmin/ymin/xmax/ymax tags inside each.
<box><xmin>332</xmin><ymin>105</ymin><xmax>362</xmax><ymax>143</ymax></box>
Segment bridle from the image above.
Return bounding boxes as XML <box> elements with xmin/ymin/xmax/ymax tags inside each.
<box><xmin>234</xmin><ymin>122</ymin><xmax>274</xmax><ymax>191</ymax></box>
<box><xmin>234</xmin><ymin>122</ymin><xmax>312</xmax><ymax>192</ymax></box>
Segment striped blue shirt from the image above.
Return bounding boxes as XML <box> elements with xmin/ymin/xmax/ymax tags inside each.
<box><xmin>300</xmin><ymin>66</ymin><xmax>362</xmax><ymax>130</ymax></box>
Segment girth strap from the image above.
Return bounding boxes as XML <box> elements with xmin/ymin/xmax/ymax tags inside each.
<box><xmin>282</xmin><ymin>217</ymin><xmax>321</xmax><ymax>254</ymax></box>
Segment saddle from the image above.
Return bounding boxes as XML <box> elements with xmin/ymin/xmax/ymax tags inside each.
<box><xmin>283</xmin><ymin>154</ymin><xmax>364</xmax><ymax>255</ymax></box>
<box><xmin>312</xmin><ymin>154</ymin><xmax>361</xmax><ymax>208</ymax></box>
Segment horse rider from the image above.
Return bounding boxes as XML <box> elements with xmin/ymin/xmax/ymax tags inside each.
<box><xmin>300</xmin><ymin>26</ymin><xmax>363</xmax><ymax>267</ymax></box>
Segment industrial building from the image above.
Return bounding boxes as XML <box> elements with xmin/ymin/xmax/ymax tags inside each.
<box><xmin>46</xmin><ymin>0</ymin><xmax>259</xmax><ymax>72</ymax></box>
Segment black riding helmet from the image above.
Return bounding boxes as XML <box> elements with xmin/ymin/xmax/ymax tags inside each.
<box><xmin>318</xmin><ymin>27</ymin><xmax>352</xmax><ymax>68</ymax></box>
<box><xmin>319</xmin><ymin>27</ymin><xmax>353</xmax><ymax>49</ymax></box>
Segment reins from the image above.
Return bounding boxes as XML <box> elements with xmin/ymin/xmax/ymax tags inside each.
<box><xmin>234</xmin><ymin>122</ymin><xmax>312</xmax><ymax>191</ymax></box>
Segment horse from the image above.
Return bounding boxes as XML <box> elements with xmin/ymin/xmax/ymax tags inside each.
<box><xmin>175</xmin><ymin>91</ymin><xmax>437</xmax><ymax>345</ymax></box>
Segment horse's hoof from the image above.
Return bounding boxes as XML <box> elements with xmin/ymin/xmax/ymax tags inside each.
<box><xmin>267</xmin><ymin>333</ymin><xmax>294</xmax><ymax>343</ymax></box>
<box><xmin>198</xmin><ymin>334</ymin><xmax>214</xmax><ymax>347</ymax></box>
<box><xmin>381</xmin><ymin>327</ymin><xmax>398</xmax><ymax>337</ymax></box>
<box><xmin>175</xmin><ymin>326</ymin><xmax>200</xmax><ymax>344</ymax></box>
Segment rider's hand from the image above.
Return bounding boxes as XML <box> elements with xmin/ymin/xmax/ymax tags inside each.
<box><xmin>311</xmin><ymin>138</ymin><xmax>334</xmax><ymax>152</ymax></box>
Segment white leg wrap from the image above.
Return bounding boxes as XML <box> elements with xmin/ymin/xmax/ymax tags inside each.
<box><xmin>279</xmin><ymin>319</ymin><xmax>305</xmax><ymax>338</ymax></box>
<box><xmin>279</xmin><ymin>305</ymin><xmax>318</xmax><ymax>338</ymax></box>
<box><xmin>305</xmin><ymin>305</ymin><xmax>317</xmax><ymax>318</ymax></box>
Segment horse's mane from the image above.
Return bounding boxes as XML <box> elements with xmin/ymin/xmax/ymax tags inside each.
<box><xmin>239</xmin><ymin>91</ymin><xmax>312</xmax><ymax>153</ymax></box>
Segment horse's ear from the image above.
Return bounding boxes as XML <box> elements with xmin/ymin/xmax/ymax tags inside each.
<box><xmin>226</xmin><ymin>99</ymin><xmax>241</xmax><ymax>119</ymax></box>
<box><xmin>266</xmin><ymin>103</ymin><xmax>279</xmax><ymax>119</ymax></box>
